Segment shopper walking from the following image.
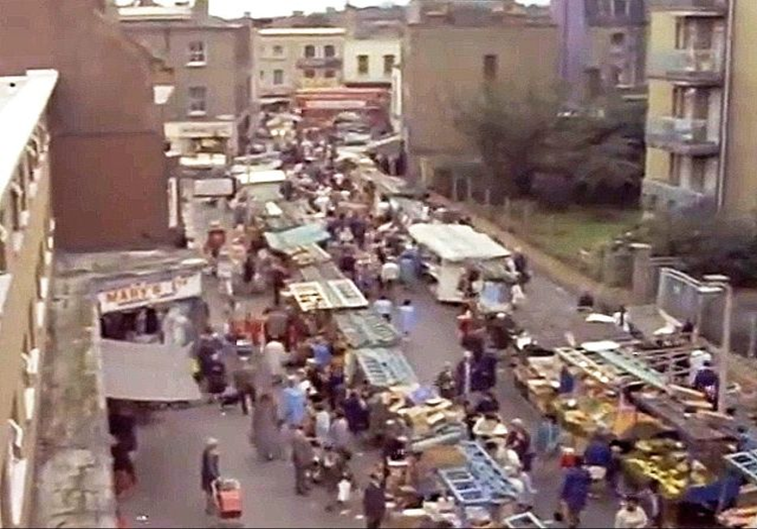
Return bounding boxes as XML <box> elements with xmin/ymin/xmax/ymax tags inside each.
<box><xmin>200</xmin><ymin>438</ymin><xmax>221</xmax><ymax>514</ymax></box>
<box><xmin>291</xmin><ymin>426</ymin><xmax>315</xmax><ymax>496</ymax></box>
<box><xmin>397</xmin><ymin>299</ymin><xmax>417</xmax><ymax>339</ymax></box>
<box><xmin>250</xmin><ymin>393</ymin><xmax>282</xmax><ymax>461</ymax></box>
<box><xmin>363</xmin><ymin>473</ymin><xmax>387</xmax><ymax>529</ymax></box>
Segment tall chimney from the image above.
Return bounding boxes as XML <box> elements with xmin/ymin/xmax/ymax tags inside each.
<box><xmin>194</xmin><ymin>0</ymin><xmax>209</xmax><ymax>16</ymax></box>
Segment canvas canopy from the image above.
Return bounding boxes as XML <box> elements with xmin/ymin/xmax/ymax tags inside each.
<box><xmin>264</xmin><ymin>224</ymin><xmax>329</xmax><ymax>252</ymax></box>
<box><xmin>100</xmin><ymin>339</ymin><xmax>201</xmax><ymax>402</ymax></box>
<box><xmin>408</xmin><ymin>224</ymin><xmax>510</xmax><ymax>262</ymax></box>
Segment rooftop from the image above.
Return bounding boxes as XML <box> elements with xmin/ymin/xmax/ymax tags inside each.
<box><xmin>0</xmin><ymin>69</ymin><xmax>57</xmax><ymax>198</ymax></box>
<box><xmin>257</xmin><ymin>27</ymin><xmax>346</xmax><ymax>36</ymax></box>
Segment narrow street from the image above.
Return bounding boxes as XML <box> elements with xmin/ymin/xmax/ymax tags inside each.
<box><xmin>119</xmin><ymin>197</ymin><xmax>619</xmax><ymax>528</ymax></box>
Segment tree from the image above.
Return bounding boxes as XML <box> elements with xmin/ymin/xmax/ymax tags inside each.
<box><xmin>454</xmin><ymin>83</ymin><xmax>646</xmax><ymax>206</ymax></box>
<box><xmin>453</xmin><ymin>82</ymin><xmax>564</xmax><ymax>201</ymax></box>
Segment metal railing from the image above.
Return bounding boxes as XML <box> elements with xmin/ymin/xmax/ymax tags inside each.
<box><xmin>648</xmin><ymin>49</ymin><xmax>723</xmax><ymax>80</ymax></box>
<box><xmin>646</xmin><ymin>116</ymin><xmax>712</xmax><ymax>144</ymax></box>
<box><xmin>648</xmin><ymin>0</ymin><xmax>728</xmax><ymax>12</ymax></box>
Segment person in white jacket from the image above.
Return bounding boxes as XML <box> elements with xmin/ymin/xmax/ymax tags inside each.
<box><xmin>615</xmin><ymin>497</ymin><xmax>649</xmax><ymax>529</ymax></box>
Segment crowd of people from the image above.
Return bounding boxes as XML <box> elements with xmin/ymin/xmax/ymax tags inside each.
<box><xmin>188</xmin><ymin>120</ymin><xmax>669</xmax><ymax>529</ymax></box>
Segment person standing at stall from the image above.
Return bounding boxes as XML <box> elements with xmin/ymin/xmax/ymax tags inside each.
<box><xmin>559</xmin><ymin>456</ymin><xmax>591</xmax><ymax>529</ymax></box>
<box><xmin>435</xmin><ymin>362</ymin><xmax>457</xmax><ymax>400</ymax></box>
<box><xmin>373</xmin><ymin>295</ymin><xmax>394</xmax><ymax>323</ymax></box>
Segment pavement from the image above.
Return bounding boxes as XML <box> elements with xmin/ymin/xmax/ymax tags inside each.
<box><xmin>118</xmin><ymin>193</ymin><xmax>623</xmax><ymax>528</ymax></box>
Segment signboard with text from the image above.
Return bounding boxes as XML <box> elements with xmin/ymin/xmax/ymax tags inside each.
<box><xmin>97</xmin><ymin>272</ymin><xmax>202</xmax><ymax>314</ymax></box>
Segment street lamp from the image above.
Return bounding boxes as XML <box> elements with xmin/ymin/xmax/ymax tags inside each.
<box><xmin>701</xmin><ymin>274</ymin><xmax>733</xmax><ymax>411</ymax></box>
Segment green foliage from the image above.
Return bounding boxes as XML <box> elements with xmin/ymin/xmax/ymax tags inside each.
<box><xmin>646</xmin><ymin>212</ymin><xmax>757</xmax><ymax>287</ymax></box>
<box><xmin>453</xmin><ymin>83</ymin><xmax>646</xmax><ymax>206</ymax></box>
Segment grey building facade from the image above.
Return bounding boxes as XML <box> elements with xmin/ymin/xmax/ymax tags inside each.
<box><xmin>118</xmin><ymin>0</ymin><xmax>253</xmax><ymax>156</ymax></box>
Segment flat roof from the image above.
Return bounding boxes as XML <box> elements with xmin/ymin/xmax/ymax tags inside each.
<box><xmin>408</xmin><ymin>223</ymin><xmax>510</xmax><ymax>262</ymax></box>
<box><xmin>0</xmin><ymin>69</ymin><xmax>58</xmax><ymax>198</ymax></box>
<box><xmin>257</xmin><ymin>27</ymin><xmax>346</xmax><ymax>36</ymax></box>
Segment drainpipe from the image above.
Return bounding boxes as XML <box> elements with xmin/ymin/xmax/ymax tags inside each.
<box><xmin>716</xmin><ymin>0</ymin><xmax>735</xmax><ymax>211</ymax></box>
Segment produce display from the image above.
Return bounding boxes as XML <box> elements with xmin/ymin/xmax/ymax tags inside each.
<box><xmin>624</xmin><ymin>438</ymin><xmax>711</xmax><ymax>498</ymax></box>
<box><xmin>326</xmin><ymin>279</ymin><xmax>368</xmax><ymax>309</ymax></box>
<box><xmin>289</xmin><ymin>282</ymin><xmax>332</xmax><ymax>311</ymax></box>
<box><xmin>289</xmin><ymin>244</ymin><xmax>331</xmax><ymax>267</ymax></box>
<box><xmin>718</xmin><ymin>506</ymin><xmax>757</xmax><ymax>528</ymax></box>
<box><xmin>553</xmin><ymin>395</ymin><xmax>617</xmax><ymax>439</ymax></box>
<box><xmin>354</xmin><ymin>347</ymin><xmax>417</xmax><ymax>388</ymax></box>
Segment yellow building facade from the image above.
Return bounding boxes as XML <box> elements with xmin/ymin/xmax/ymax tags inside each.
<box><xmin>644</xmin><ymin>0</ymin><xmax>756</xmax><ymax>217</ymax></box>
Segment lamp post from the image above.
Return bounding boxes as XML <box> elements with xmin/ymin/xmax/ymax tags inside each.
<box><xmin>701</xmin><ymin>274</ymin><xmax>733</xmax><ymax>411</ymax></box>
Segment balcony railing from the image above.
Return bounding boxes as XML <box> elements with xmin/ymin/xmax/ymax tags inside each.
<box><xmin>648</xmin><ymin>49</ymin><xmax>723</xmax><ymax>84</ymax></box>
<box><xmin>646</xmin><ymin>117</ymin><xmax>719</xmax><ymax>156</ymax></box>
<box><xmin>647</xmin><ymin>0</ymin><xmax>728</xmax><ymax>14</ymax></box>
<box><xmin>296</xmin><ymin>57</ymin><xmax>343</xmax><ymax>69</ymax></box>
<box><xmin>642</xmin><ymin>179</ymin><xmax>713</xmax><ymax>212</ymax></box>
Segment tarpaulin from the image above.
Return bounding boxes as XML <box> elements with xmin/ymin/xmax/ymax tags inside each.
<box><xmin>100</xmin><ymin>339</ymin><xmax>201</xmax><ymax>402</ymax></box>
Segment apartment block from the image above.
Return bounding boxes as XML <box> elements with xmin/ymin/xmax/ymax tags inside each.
<box><xmin>552</xmin><ymin>0</ymin><xmax>647</xmax><ymax>100</ymax></box>
<box><xmin>403</xmin><ymin>0</ymin><xmax>559</xmax><ymax>186</ymax></box>
<box><xmin>642</xmin><ymin>0</ymin><xmax>749</xmax><ymax>214</ymax></box>
<box><xmin>0</xmin><ymin>69</ymin><xmax>57</xmax><ymax>529</ymax></box>
<box><xmin>118</xmin><ymin>0</ymin><xmax>253</xmax><ymax>157</ymax></box>
<box><xmin>343</xmin><ymin>5</ymin><xmax>404</xmax><ymax>88</ymax></box>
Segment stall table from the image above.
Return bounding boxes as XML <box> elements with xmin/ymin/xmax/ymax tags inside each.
<box><xmin>335</xmin><ymin>309</ymin><xmax>401</xmax><ymax>349</ymax></box>
<box><xmin>352</xmin><ymin>347</ymin><xmax>417</xmax><ymax>388</ymax></box>
<box><xmin>288</xmin><ymin>279</ymin><xmax>368</xmax><ymax>312</ymax></box>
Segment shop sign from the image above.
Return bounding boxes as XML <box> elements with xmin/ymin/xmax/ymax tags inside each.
<box><xmin>98</xmin><ymin>272</ymin><xmax>202</xmax><ymax>314</ymax></box>
<box><xmin>165</xmin><ymin>121</ymin><xmax>234</xmax><ymax>139</ymax></box>
<box><xmin>304</xmin><ymin>99</ymin><xmax>367</xmax><ymax>110</ymax></box>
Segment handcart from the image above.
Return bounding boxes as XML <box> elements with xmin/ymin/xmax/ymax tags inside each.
<box><xmin>212</xmin><ymin>478</ymin><xmax>243</xmax><ymax>527</ymax></box>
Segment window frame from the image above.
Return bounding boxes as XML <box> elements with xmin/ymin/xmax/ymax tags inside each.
<box><xmin>304</xmin><ymin>45</ymin><xmax>316</xmax><ymax>58</ymax></box>
<box><xmin>383</xmin><ymin>54</ymin><xmax>395</xmax><ymax>76</ymax></box>
<box><xmin>187</xmin><ymin>86</ymin><xmax>208</xmax><ymax>116</ymax></box>
<box><xmin>357</xmin><ymin>54</ymin><xmax>370</xmax><ymax>75</ymax></box>
<box><xmin>324</xmin><ymin>45</ymin><xmax>336</xmax><ymax>58</ymax></box>
<box><xmin>273</xmin><ymin>69</ymin><xmax>284</xmax><ymax>86</ymax></box>
<box><xmin>483</xmin><ymin>54</ymin><xmax>498</xmax><ymax>81</ymax></box>
<box><xmin>324</xmin><ymin>69</ymin><xmax>336</xmax><ymax>79</ymax></box>
<box><xmin>304</xmin><ymin>69</ymin><xmax>316</xmax><ymax>79</ymax></box>
<box><xmin>273</xmin><ymin>45</ymin><xmax>284</xmax><ymax>56</ymax></box>
<box><xmin>187</xmin><ymin>40</ymin><xmax>207</xmax><ymax>66</ymax></box>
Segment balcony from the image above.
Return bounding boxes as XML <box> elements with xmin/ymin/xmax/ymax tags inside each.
<box><xmin>296</xmin><ymin>57</ymin><xmax>343</xmax><ymax>69</ymax></box>
<box><xmin>642</xmin><ymin>179</ymin><xmax>714</xmax><ymax>212</ymax></box>
<box><xmin>648</xmin><ymin>49</ymin><xmax>723</xmax><ymax>84</ymax></box>
<box><xmin>646</xmin><ymin>117</ymin><xmax>719</xmax><ymax>156</ymax></box>
<box><xmin>647</xmin><ymin>0</ymin><xmax>728</xmax><ymax>16</ymax></box>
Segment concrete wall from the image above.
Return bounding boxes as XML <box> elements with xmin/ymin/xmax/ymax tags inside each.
<box><xmin>343</xmin><ymin>38</ymin><xmax>401</xmax><ymax>85</ymax></box>
<box><xmin>0</xmin><ymin>0</ymin><xmax>171</xmax><ymax>251</ymax></box>
<box><xmin>723</xmin><ymin>0</ymin><xmax>757</xmax><ymax>215</ymax></box>
<box><xmin>0</xmin><ymin>119</ymin><xmax>53</xmax><ymax>529</ymax></box>
<box><xmin>404</xmin><ymin>24</ymin><xmax>559</xmax><ymax>176</ymax></box>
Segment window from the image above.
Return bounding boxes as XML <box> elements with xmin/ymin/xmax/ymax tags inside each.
<box><xmin>188</xmin><ymin>41</ymin><xmax>206</xmax><ymax>65</ymax></box>
<box><xmin>259</xmin><ymin>70</ymin><xmax>265</xmax><ymax>81</ymax></box>
<box><xmin>304</xmin><ymin>69</ymin><xmax>316</xmax><ymax>79</ymax></box>
<box><xmin>188</xmin><ymin>86</ymin><xmax>207</xmax><ymax>115</ymax></box>
<box><xmin>611</xmin><ymin>32</ymin><xmax>626</xmax><ymax>46</ymax></box>
<box><xmin>383</xmin><ymin>54</ymin><xmax>395</xmax><ymax>76</ymax></box>
<box><xmin>304</xmin><ymin>45</ymin><xmax>316</xmax><ymax>58</ymax></box>
<box><xmin>614</xmin><ymin>0</ymin><xmax>630</xmax><ymax>16</ymax></box>
<box><xmin>273</xmin><ymin>45</ymin><xmax>284</xmax><ymax>56</ymax></box>
<box><xmin>357</xmin><ymin>54</ymin><xmax>369</xmax><ymax>75</ymax></box>
<box><xmin>483</xmin><ymin>54</ymin><xmax>498</xmax><ymax>81</ymax></box>
<box><xmin>325</xmin><ymin>69</ymin><xmax>336</xmax><ymax>79</ymax></box>
<box><xmin>324</xmin><ymin>45</ymin><xmax>335</xmax><ymax>58</ymax></box>
<box><xmin>273</xmin><ymin>69</ymin><xmax>284</xmax><ymax>85</ymax></box>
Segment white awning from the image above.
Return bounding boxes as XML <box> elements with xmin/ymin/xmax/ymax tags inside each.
<box><xmin>408</xmin><ymin>223</ymin><xmax>510</xmax><ymax>262</ymax></box>
<box><xmin>100</xmin><ymin>339</ymin><xmax>201</xmax><ymax>402</ymax></box>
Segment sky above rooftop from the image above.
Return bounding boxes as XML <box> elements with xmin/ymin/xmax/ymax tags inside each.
<box><xmin>209</xmin><ymin>0</ymin><xmax>549</xmax><ymax>19</ymax></box>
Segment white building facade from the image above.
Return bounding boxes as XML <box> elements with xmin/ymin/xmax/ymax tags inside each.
<box><xmin>343</xmin><ymin>37</ymin><xmax>401</xmax><ymax>87</ymax></box>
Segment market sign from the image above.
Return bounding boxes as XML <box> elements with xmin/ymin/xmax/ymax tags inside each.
<box><xmin>98</xmin><ymin>272</ymin><xmax>202</xmax><ymax>314</ymax></box>
<box><xmin>304</xmin><ymin>100</ymin><xmax>368</xmax><ymax>110</ymax></box>
<box><xmin>164</xmin><ymin>121</ymin><xmax>234</xmax><ymax>139</ymax></box>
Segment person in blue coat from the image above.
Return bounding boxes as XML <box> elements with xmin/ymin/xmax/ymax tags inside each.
<box><xmin>560</xmin><ymin>456</ymin><xmax>592</xmax><ymax>528</ymax></box>
<box><xmin>282</xmin><ymin>377</ymin><xmax>307</xmax><ymax>427</ymax></box>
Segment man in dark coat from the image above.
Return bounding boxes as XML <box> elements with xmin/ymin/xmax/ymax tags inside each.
<box><xmin>201</xmin><ymin>438</ymin><xmax>221</xmax><ymax>514</ymax></box>
<box><xmin>363</xmin><ymin>473</ymin><xmax>387</xmax><ymax>529</ymax></box>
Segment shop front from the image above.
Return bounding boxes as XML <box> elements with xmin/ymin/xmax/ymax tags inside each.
<box><xmin>164</xmin><ymin>120</ymin><xmax>237</xmax><ymax>159</ymax></box>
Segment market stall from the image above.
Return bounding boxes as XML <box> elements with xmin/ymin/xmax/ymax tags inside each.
<box><xmin>231</xmin><ymin>168</ymin><xmax>286</xmax><ymax>202</ymax></box>
<box><xmin>408</xmin><ymin>223</ymin><xmax>510</xmax><ymax>303</ymax></box>
<box><xmin>287</xmin><ymin>279</ymin><xmax>368</xmax><ymax>312</ymax></box>
<box><xmin>263</xmin><ymin>224</ymin><xmax>329</xmax><ymax>254</ymax></box>
<box><xmin>475</xmin><ymin>261</ymin><xmax>518</xmax><ymax>315</ymax></box>
<box><xmin>334</xmin><ymin>309</ymin><xmax>401</xmax><ymax>349</ymax></box>
<box><xmin>351</xmin><ymin>347</ymin><xmax>418</xmax><ymax>389</ymax></box>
